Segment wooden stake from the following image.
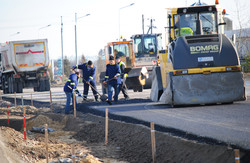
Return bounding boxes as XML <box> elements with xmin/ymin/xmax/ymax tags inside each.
<box><xmin>0</xmin><ymin>94</ymin><xmax>1</xmax><ymax>101</ymax></box>
<box><xmin>14</xmin><ymin>92</ymin><xmax>17</xmax><ymax>108</ymax></box>
<box><xmin>23</xmin><ymin>106</ymin><xmax>26</xmax><ymax>140</ymax></box>
<box><xmin>21</xmin><ymin>95</ymin><xmax>24</xmax><ymax>106</ymax></box>
<box><xmin>49</xmin><ymin>90</ymin><xmax>53</xmax><ymax>111</ymax></box>
<box><xmin>71</xmin><ymin>144</ymin><xmax>76</xmax><ymax>163</ymax></box>
<box><xmin>31</xmin><ymin>93</ymin><xmax>33</xmax><ymax>106</ymax></box>
<box><xmin>7</xmin><ymin>104</ymin><xmax>9</xmax><ymax>125</ymax></box>
<box><xmin>151</xmin><ymin>122</ymin><xmax>156</xmax><ymax>163</ymax></box>
<box><xmin>234</xmin><ymin>149</ymin><xmax>240</xmax><ymax>163</ymax></box>
<box><xmin>45</xmin><ymin>124</ymin><xmax>49</xmax><ymax>163</ymax></box>
<box><xmin>105</xmin><ymin>108</ymin><xmax>109</xmax><ymax>145</ymax></box>
<box><xmin>73</xmin><ymin>92</ymin><xmax>76</xmax><ymax>118</ymax></box>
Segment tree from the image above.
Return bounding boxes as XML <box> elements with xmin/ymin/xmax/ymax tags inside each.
<box><xmin>64</xmin><ymin>56</ymin><xmax>71</xmax><ymax>77</ymax></box>
<box><xmin>243</xmin><ymin>52</ymin><xmax>250</xmax><ymax>72</ymax></box>
<box><xmin>94</xmin><ymin>49</ymin><xmax>106</xmax><ymax>84</ymax></box>
<box><xmin>78</xmin><ymin>54</ymin><xmax>86</xmax><ymax>64</ymax></box>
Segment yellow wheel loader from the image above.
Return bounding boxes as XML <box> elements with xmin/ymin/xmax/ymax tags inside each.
<box><xmin>150</xmin><ymin>1</ymin><xmax>246</xmax><ymax>105</ymax></box>
<box><xmin>100</xmin><ymin>34</ymin><xmax>161</xmax><ymax>93</ymax></box>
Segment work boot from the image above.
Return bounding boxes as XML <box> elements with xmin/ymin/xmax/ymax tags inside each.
<box><xmin>83</xmin><ymin>96</ymin><xmax>87</xmax><ymax>101</ymax></box>
<box><xmin>95</xmin><ymin>95</ymin><xmax>99</xmax><ymax>102</ymax></box>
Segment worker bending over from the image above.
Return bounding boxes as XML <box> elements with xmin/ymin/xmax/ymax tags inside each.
<box><xmin>64</xmin><ymin>69</ymin><xmax>81</xmax><ymax>114</ymax></box>
<box><xmin>73</xmin><ymin>60</ymin><xmax>98</xmax><ymax>101</ymax></box>
<box><xmin>103</xmin><ymin>56</ymin><xmax>121</xmax><ymax>103</ymax></box>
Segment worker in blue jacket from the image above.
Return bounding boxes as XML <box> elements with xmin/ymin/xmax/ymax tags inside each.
<box><xmin>73</xmin><ymin>60</ymin><xmax>98</xmax><ymax>101</ymax></box>
<box><xmin>63</xmin><ymin>69</ymin><xmax>81</xmax><ymax>114</ymax></box>
<box><xmin>103</xmin><ymin>56</ymin><xmax>121</xmax><ymax>102</ymax></box>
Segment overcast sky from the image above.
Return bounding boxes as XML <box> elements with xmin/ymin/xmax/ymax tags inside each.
<box><xmin>1</xmin><ymin>0</ymin><xmax>249</xmax><ymax>62</ymax></box>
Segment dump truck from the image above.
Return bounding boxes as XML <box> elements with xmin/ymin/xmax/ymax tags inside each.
<box><xmin>150</xmin><ymin>1</ymin><xmax>246</xmax><ymax>105</ymax></box>
<box><xmin>0</xmin><ymin>39</ymin><xmax>50</xmax><ymax>94</ymax></box>
<box><xmin>100</xmin><ymin>34</ymin><xmax>161</xmax><ymax>93</ymax></box>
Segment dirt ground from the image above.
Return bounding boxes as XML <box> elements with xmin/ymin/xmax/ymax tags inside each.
<box><xmin>1</xmin><ymin>98</ymin><xmax>250</xmax><ymax>163</ymax></box>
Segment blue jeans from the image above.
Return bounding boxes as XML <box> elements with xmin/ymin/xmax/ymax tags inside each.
<box><xmin>83</xmin><ymin>80</ymin><xmax>98</xmax><ymax>98</ymax></box>
<box><xmin>65</xmin><ymin>92</ymin><xmax>77</xmax><ymax>114</ymax></box>
<box><xmin>108</xmin><ymin>84</ymin><xmax>119</xmax><ymax>102</ymax></box>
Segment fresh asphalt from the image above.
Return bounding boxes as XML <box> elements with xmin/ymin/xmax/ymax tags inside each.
<box><xmin>2</xmin><ymin>82</ymin><xmax>250</xmax><ymax>150</ymax></box>
<box><xmin>82</xmin><ymin>99</ymin><xmax>250</xmax><ymax>150</ymax></box>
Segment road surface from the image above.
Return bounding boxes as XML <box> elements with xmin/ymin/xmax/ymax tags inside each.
<box><xmin>2</xmin><ymin>81</ymin><xmax>250</xmax><ymax>150</ymax></box>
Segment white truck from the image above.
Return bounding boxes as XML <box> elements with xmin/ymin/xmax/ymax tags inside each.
<box><xmin>0</xmin><ymin>39</ymin><xmax>50</xmax><ymax>94</ymax></box>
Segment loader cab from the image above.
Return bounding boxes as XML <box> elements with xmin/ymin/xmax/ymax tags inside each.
<box><xmin>132</xmin><ymin>34</ymin><xmax>162</xmax><ymax>58</ymax></box>
<box><xmin>105</xmin><ymin>40</ymin><xmax>134</xmax><ymax>68</ymax></box>
<box><xmin>168</xmin><ymin>5</ymin><xmax>225</xmax><ymax>41</ymax></box>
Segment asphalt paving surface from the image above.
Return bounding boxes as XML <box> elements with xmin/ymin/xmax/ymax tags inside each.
<box><xmin>2</xmin><ymin>81</ymin><xmax>250</xmax><ymax>150</ymax></box>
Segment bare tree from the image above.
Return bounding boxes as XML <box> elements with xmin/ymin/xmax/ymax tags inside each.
<box><xmin>78</xmin><ymin>53</ymin><xmax>86</xmax><ymax>64</ymax></box>
<box><xmin>233</xmin><ymin>0</ymin><xmax>250</xmax><ymax>72</ymax></box>
<box><xmin>94</xmin><ymin>49</ymin><xmax>106</xmax><ymax>84</ymax></box>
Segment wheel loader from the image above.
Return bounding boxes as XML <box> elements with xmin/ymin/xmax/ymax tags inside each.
<box><xmin>150</xmin><ymin>1</ymin><xmax>246</xmax><ymax>105</ymax></box>
<box><xmin>100</xmin><ymin>34</ymin><xmax>161</xmax><ymax>93</ymax></box>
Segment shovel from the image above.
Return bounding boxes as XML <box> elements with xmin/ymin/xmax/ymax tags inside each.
<box><xmin>83</xmin><ymin>78</ymin><xmax>112</xmax><ymax>105</ymax></box>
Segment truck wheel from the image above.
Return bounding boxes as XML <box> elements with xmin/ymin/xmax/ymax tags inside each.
<box><xmin>17</xmin><ymin>81</ymin><xmax>23</xmax><ymax>93</ymax></box>
<box><xmin>8</xmin><ymin>76</ymin><xmax>14</xmax><ymax>93</ymax></box>
<box><xmin>2</xmin><ymin>78</ymin><xmax>8</xmax><ymax>94</ymax></box>
<box><xmin>13</xmin><ymin>81</ymin><xmax>18</xmax><ymax>93</ymax></box>
<box><xmin>45</xmin><ymin>80</ymin><xmax>50</xmax><ymax>91</ymax></box>
<box><xmin>39</xmin><ymin>80</ymin><xmax>46</xmax><ymax>91</ymax></box>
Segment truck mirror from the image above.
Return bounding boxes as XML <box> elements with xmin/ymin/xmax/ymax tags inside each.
<box><xmin>133</xmin><ymin>43</ymin><xmax>138</xmax><ymax>53</ymax></box>
<box><xmin>218</xmin><ymin>22</ymin><xmax>226</xmax><ymax>26</ymax></box>
<box><xmin>108</xmin><ymin>46</ymin><xmax>112</xmax><ymax>55</ymax></box>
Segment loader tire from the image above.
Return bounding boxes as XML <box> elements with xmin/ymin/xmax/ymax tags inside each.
<box><xmin>133</xmin><ymin>86</ymin><xmax>143</xmax><ymax>92</ymax></box>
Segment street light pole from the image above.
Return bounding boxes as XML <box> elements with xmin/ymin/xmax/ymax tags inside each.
<box><xmin>61</xmin><ymin>16</ymin><xmax>64</xmax><ymax>83</ymax></box>
<box><xmin>75</xmin><ymin>13</ymin><xmax>78</xmax><ymax>65</ymax></box>
<box><xmin>75</xmin><ymin>13</ymin><xmax>90</xmax><ymax>65</ymax></box>
<box><xmin>10</xmin><ymin>32</ymin><xmax>20</xmax><ymax>36</ymax></box>
<box><xmin>118</xmin><ymin>3</ymin><xmax>135</xmax><ymax>40</ymax></box>
<box><xmin>38</xmin><ymin>24</ymin><xmax>51</xmax><ymax>38</ymax></box>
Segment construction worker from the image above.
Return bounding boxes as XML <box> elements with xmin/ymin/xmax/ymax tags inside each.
<box><xmin>73</xmin><ymin>60</ymin><xmax>98</xmax><ymax>101</ymax></box>
<box><xmin>103</xmin><ymin>56</ymin><xmax>121</xmax><ymax>103</ymax></box>
<box><xmin>116</xmin><ymin>56</ymin><xmax>129</xmax><ymax>100</ymax></box>
<box><xmin>63</xmin><ymin>69</ymin><xmax>81</xmax><ymax>114</ymax></box>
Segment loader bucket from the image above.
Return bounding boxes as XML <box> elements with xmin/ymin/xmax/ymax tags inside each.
<box><xmin>125</xmin><ymin>67</ymin><xmax>148</xmax><ymax>90</ymax></box>
<box><xmin>159</xmin><ymin>72</ymin><xmax>246</xmax><ymax>105</ymax></box>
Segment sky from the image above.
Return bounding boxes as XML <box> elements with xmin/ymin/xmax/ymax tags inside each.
<box><xmin>1</xmin><ymin>0</ymin><xmax>250</xmax><ymax>63</ymax></box>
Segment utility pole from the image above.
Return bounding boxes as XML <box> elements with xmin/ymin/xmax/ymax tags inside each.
<box><xmin>146</xmin><ymin>18</ymin><xmax>155</xmax><ymax>34</ymax></box>
<box><xmin>61</xmin><ymin>16</ymin><xmax>64</xmax><ymax>83</ymax></box>
<box><xmin>142</xmin><ymin>15</ymin><xmax>145</xmax><ymax>34</ymax></box>
<box><xmin>75</xmin><ymin>13</ymin><xmax>90</xmax><ymax>65</ymax></box>
<box><xmin>150</xmin><ymin>18</ymin><xmax>153</xmax><ymax>34</ymax></box>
